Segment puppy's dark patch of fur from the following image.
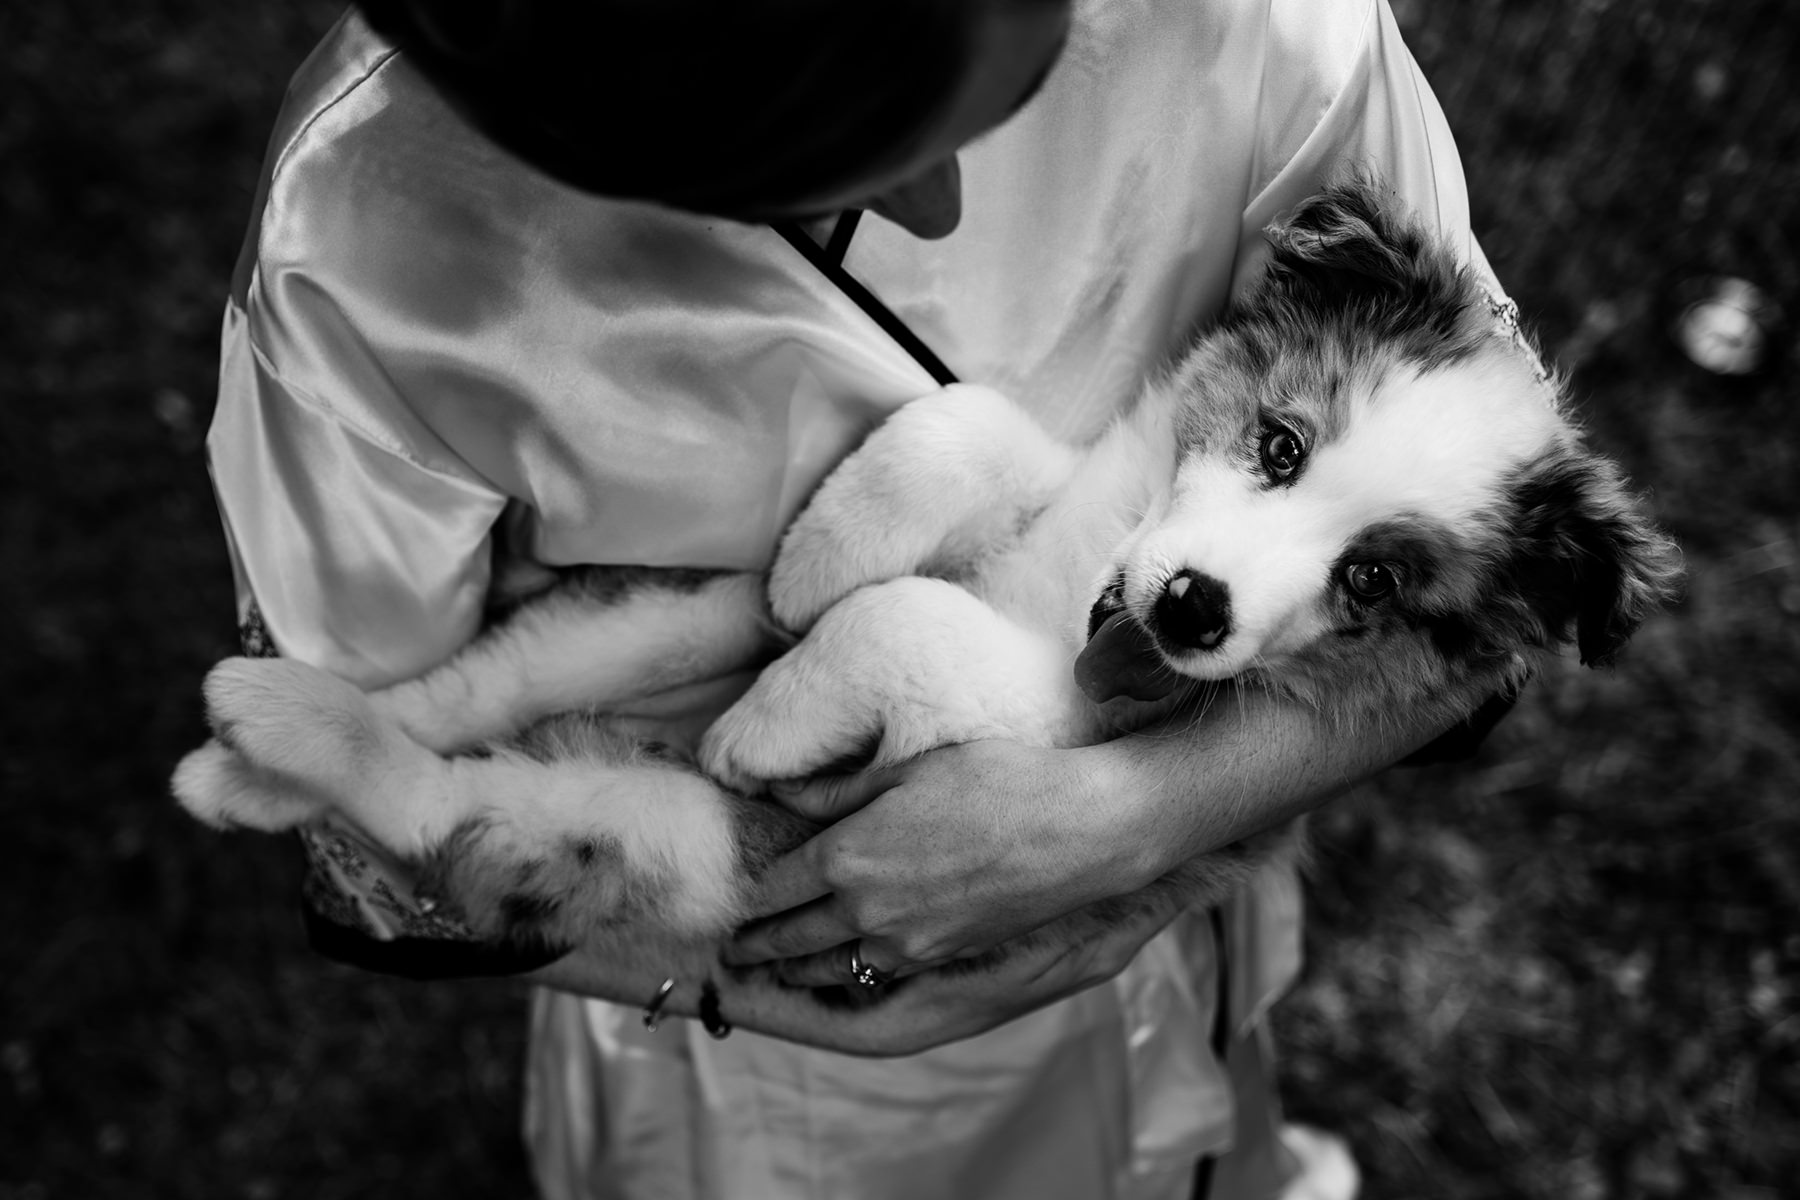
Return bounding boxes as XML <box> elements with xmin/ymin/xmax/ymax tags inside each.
<box><xmin>1383</xmin><ymin>448</ymin><xmax>1683</xmax><ymax>680</ymax></box>
<box><xmin>1499</xmin><ymin>451</ymin><xmax>1684</xmax><ymax>666</ymax></box>
<box><xmin>487</xmin><ymin>564</ymin><xmax>735</xmax><ymax>624</ymax></box>
<box><xmin>728</xmin><ymin>795</ymin><xmax>820</xmax><ymax>880</ymax></box>
<box><xmin>1261</xmin><ymin>178</ymin><xmax>1492</xmax><ymax>377</ymax></box>
<box><xmin>506</xmin><ymin>711</ymin><xmax>666</xmax><ymax>765</ymax></box>
<box><xmin>417</xmin><ymin>812</ymin><xmax>640</xmax><ymax>940</ymax></box>
<box><xmin>500</xmin><ymin>889</ymin><xmax>564</xmax><ymax>931</ymax></box>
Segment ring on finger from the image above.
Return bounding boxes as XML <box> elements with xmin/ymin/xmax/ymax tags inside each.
<box><xmin>641</xmin><ymin>977</ymin><xmax>676</xmax><ymax>1031</ymax></box>
<box><xmin>846</xmin><ymin>940</ymin><xmax>894</xmax><ymax>989</ymax></box>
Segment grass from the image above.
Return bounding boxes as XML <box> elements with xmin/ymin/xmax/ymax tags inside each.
<box><xmin>2</xmin><ymin>2</ymin><xmax>1796</xmax><ymax>1197</ymax></box>
<box><xmin>1275</xmin><ymin>3</ymin><xmax>1800</xmax><ymax>1195</ymax></box>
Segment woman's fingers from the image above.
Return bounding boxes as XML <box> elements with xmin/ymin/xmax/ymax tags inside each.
<box><xmin>740</xmin><ymin>765</ymin><xmax>909</xmax><ymax>920</ymax></box>
<box><xmin>764</xmin><ymin>939</ymin><xmax>931</xmax><ymax>989</ymax></box>
<box><xmin>724</xmin><ymin>897</ymin><xmax>855</xmax><ymax>965</ymax></box>
<box><xmin>771</xmin><ymin>763</ymin><xmax>904</xmax><ymax>822</ymax></box>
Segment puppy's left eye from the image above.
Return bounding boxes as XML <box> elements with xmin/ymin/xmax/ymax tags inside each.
<box><xmin>1344</xmin><ymin>562</ymin><xmax>1397</xmax><ymax>601</ymax></box>
<box><xmin>1259</xmin><ymin>424</ymin><xmax>1305</xmax><ymax>482</ymax></box>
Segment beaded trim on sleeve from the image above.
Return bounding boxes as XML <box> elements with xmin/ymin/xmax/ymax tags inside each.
<box><xmin>1483</xmin><ymin>291</ymin><xmax>1554</xmax><ymax>386</ymax></box>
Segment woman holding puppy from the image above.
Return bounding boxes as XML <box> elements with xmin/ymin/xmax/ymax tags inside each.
<box><xmin>207</xmin><ymin>0</ymin><xmax>1500</xmax><ymax>1195</ymax></box>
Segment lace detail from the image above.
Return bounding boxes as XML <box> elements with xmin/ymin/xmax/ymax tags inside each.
<box><xmin>299</xmin><ymin>821</ymin><xmax>479</xmax><ymax>941</ymax></box>
<box><xmin>300</xmin><ymin>841</ymin><xmax>374</xmax><ymax>934</ymax></box>
<box><xmin>1482</xmin><ymin>290</ymin><xmax>1554</xmax><ymax>386</ymax></box>
<box><xmin>239</xmin><ymin>601</ymin><xmax>279</xmax><ymax>658</ymax></box>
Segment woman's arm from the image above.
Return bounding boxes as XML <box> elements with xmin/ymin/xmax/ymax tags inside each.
<box><xmin>726</xmin><ymin>0</ymin><xmax>1508</xmax><ymax>986</ymax></box>
<box><xmin>723</xmin><ymin>686</ymin><xmax>1455</xmax><ymax>979</ymax></box>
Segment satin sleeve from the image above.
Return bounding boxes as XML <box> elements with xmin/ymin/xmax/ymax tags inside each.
<box><xmin>1234</xmin><ymin>0</ymin><xmax>1495</xmax><ymax>296</ymax></box>
<box><xmin>207</xmin><ymin>295</ymin><xmax>514</xmax><ymax>948</ymax></box>
<box><xmin>208</xmin><ymin>300</ymin><xmax>506</xmax><ymax>688</ymax></box>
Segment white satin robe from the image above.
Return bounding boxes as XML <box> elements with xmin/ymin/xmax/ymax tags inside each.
<box><xmin>207</xmin><ymin>1</ymin><xmax>1489</xmax><ymax>1196</ymax></box>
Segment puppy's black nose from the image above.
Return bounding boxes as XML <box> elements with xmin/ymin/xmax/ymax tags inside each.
<box><xmin>1154</xmin><ymin>570</ymin><xmax>1231</xmax><ymax>650</ymax></box>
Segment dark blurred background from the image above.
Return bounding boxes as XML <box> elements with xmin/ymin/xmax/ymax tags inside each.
<box><xmin>2</xmin><ymin>2</ymin><xmax>1795</xmax><ymax>1197</ymax></box>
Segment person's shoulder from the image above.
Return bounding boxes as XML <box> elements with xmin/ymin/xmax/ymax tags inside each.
<box><xmin>1084</xmin><ymin>0</ymin><xmax>1388</xmax><ymax>184</ymax></box>
<box><xmin>239</xmin><ymin>10</ymin><xmax>603</xmax><ymax>329</ymax></box>
<box><xmin>1253</xmin><ymin>0</ymin><xmax>1386</xmax><ymax>121</ymax></box>
<box><xmin>1236</xmin><ymin>0</ymin><xmax>1433</xmax><ymax>213</ymax></box>
<box><xmin>251</xmin><ymin>10</ymin><xmax>554</xmax><ymax>264</ymax></box>
<box><xmin>261</xmin><ymin>10</ymin><xmax>407</xmax><ymax>190</ymax></box>
<box><xmin>1131</xmin><ymin>0</ymin><xmax>1377</xmax><ymax>67</ymax></box>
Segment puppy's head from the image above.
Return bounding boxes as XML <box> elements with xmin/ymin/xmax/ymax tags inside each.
<box><xmin>1079</xmin><ymin>180</ymin><xmax>1683</xmax><ymax>715</ymax></box>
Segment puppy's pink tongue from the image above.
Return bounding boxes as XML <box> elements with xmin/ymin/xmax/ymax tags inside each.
<box><xmin>1075</xmin><ymin>612</ymin><xmax>1185</xmax><ymax>703</ymax></box>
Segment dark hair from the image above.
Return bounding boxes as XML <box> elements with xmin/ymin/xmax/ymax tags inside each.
<box><xmin>357</xmin><ymin>0</ymin><xmax>1012</xmax><ymax>215</ymax></box>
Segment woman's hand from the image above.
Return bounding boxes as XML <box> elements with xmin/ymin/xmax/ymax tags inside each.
<box><xmin>723</xmin><ymin>738</ymin><xmax>1162</xmax><ymax>979</ymax></box>
<box><xmin>533</xmin><ymin>689</ymin><xmax>1452</xmax><ymax>1053</ymax></box>
<box><xmin>725</xmin><ymin>687</ymin><xmax>1448</xmax><ymax>982</ymax></box>
<box><xmin>532</xmin><ymin>876</ymin><xmax>1189</xmax><ymax>1057</ymax></box>
<box><xmin>778</xmin><ymin>880</ymin><xmax>1189</xmax><ymax>1054</ymax></box>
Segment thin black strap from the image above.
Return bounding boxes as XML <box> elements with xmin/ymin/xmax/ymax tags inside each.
<box><xmin>1207</xmin><ymin>905</ymin><xmax>1232</xmax><ymax>1055</ymax></box>
<box><xmin>771</xmin><ymin>218</ymin><xmax>960</xmax><ymax>388</ymax></box>
<box><xmin>823</xmin><ymin>209</ymin><xmax>863</xmax><ymax>266</ymax></box>
<box><xmin>1191</xmin><ymin>905</ymin><xmax>1233</xmax><ymax>1199</ymax></box>
<box><xmin>1192</xmin><ymin>1141</ymin><xmax>1217</xmax><ymax>1199</ymax></box>
<box><xmin>302</xmin><ymin>904</ymin><xmax>569</xmax><ymax>980</ymax></box>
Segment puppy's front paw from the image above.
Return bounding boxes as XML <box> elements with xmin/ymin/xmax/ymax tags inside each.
<box><xmin>766</xmin><ymin>537</ymin><xmax>854</xmax><ymax>634</ymax></box>
<box><xmin>698</xmin><ymin>662</ymin><xmax>878</xmax><ymax>791</ymax></box>
<box><xmin>698</xmin><ymin>704</ymin><xmax>786</xmax><ymax>793</ymax></box>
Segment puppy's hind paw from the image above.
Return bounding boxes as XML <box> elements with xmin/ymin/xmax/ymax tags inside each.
<box><xmin>170</xmin><ymin>740</ymin><xmax>328</xmax><ymax>833</ymax></box>
<box><xmin>201</xmin><ymin>657</ymin><xmax>407</xmax><ymax>800</ymax></box>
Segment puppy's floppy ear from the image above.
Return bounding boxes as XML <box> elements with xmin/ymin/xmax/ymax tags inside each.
<box><xmin>1502</xmin><ymin>448</ymin><xmax>1685</xmax><ymax>667</ymax></box>
<box><xmin>1263</xmin><ymin>176</ymin><xmax>1444</xmax><ymax>304</ymax></box>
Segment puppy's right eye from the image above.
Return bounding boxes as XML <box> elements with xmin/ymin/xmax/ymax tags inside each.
<box><xmin>1344</xmin><ymin>562</ymin><xmax>1397</xmax><ymax>601</ymax></box>
<box><xmin>1259</xmin><ymin>424</ymin><xmax>1305</xmax><ymax>482</ymax></box>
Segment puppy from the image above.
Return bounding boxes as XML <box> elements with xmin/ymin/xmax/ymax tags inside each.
<box><xmin>172</xmin><ymin>180</ymin><xmax>1682</xmax><ymax>969</ymax></box>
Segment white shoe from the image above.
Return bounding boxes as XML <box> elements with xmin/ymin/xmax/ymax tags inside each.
<box><xmin>1275</xmin><ymin>1124</ymin><xmax>1360</xmax><ymax>1200</ymax></box>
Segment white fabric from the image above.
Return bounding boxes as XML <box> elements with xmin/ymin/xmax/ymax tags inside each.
<box><xmin>207</xmin><ymin>0</ymin><xmax>1482</xmax><ymax>1196</ymax></box>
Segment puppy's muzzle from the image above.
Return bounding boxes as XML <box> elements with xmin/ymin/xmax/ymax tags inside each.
<box><xmin>1154</xmin><ymin>570</ymin><xmax>1231</xmax><ymax>651</ymax></box>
